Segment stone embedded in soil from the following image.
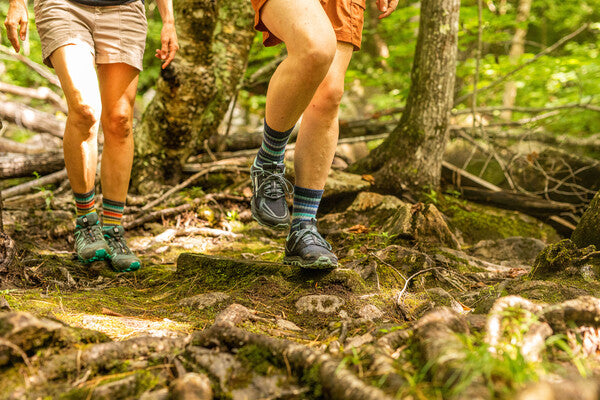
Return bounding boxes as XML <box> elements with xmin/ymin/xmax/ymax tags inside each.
<box><xmin>295</xmin><ymin>295</ymin><xmax>345</xmax><ymax>314</ymax></box>
<box><xmin>358</xmin><ymin>304</ymin><xmax>384</xmax><ymax>321</ymax></box>
<box><xmin>178</xmin><ymin>292</ymin><xmax>231</xmax><ymax>310</ymax></box>
<box><xmin>345</xmin><ymin>332</ymin><xmax>375</xmax><ymax>349</ymax></box>
<box><xmin>0</xmin><ymin>297</ymin><xmax>10</xmax><ymax>311</ymax></box>
<box><xmin>468</xmin><ymin>236</ymin><xmax>546</xmax><ymax>266</ymax></box>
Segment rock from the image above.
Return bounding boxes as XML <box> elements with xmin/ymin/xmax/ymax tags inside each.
<box><xmin>169</xmin><ymin>373</ymin><xmax>213</xmax><ymax>400</ymax></box>
<box><xmin>0</xmin><ymin>296</ymin><xmax>11</xmax><ymax>311</ymax></box>
<box><xmin>139</xmin><ymin>388</ymin><xmax>169</xmax><ymax>400</ymax></box>
<box><xmin>276</xmin><ymin>319</ymin><xmax>302</xmax><ymax>331</ymax></box>
<box><xmin>358</xmin><ymin>304</ymin><xmax>384</xmax><ymax>321</ymax></box>
<box><xmin>468</xmin><ymin>237</ymin><xmax>546</xmax><ymax>266</ymax></box>
<box><xmin>214</xmin><ymin>304</ymin><xmax>253</xmax><ymax>326</ymax></box>
<box><xmin>178</xmin><ymin>292</ymin><xmax>230</xmax><ymax>310</ymax></box>
<box><xmin>516</xmin><ymin>380</ymin><xmax>600</xmax><ymax>400</ymax></box>
<box><xmin>295</xmin><ymin>295</ymin><xmax>345</xmax><ymax>314</ymax></box>
<box><xmin>231</xmin><ymin>375</ymin><xmax>306</xmax><ymax>400</ymax></box>
<box><xmin>336</xmin><ymin>142</ymin><xmax>369</xmax><ymax>164</ymax></box>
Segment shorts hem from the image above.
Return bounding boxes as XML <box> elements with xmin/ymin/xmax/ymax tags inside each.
<box><xmin>42</xmin><ymin>37</ymin><xmax>95</xmax><ymax>68</ymax></box>
<box><xmin>96</xmin><ymin>54</ymin><xmax>144</xmax><ymax>71</ymax></box>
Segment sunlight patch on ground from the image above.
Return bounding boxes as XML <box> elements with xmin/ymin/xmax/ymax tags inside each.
<box><xmin>57</xmin><ymin>312</ymin><xmax>192</xmax><ymax>340</ymax></box>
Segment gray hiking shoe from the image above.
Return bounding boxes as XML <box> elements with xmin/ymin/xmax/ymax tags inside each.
<box><xmin>74</xmin><ymin>213</ymin><xmax>110</xmax><ymax>263</ymax></box>
<box><xmin>103</xmin><ymin>225</ymin><xmax>141</xmax><ymax>272</ymax></box>
<box><xmin>250</xmin><ymin>161</ymin><xmax>293</xmax><ymax>230</ymax></box>
<box><xmin>283</xmin><ymin>219</ymin><xmax>338</xmax><ymax>269</ymax></box>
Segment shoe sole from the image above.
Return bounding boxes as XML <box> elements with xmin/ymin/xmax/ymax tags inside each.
<box><xmin>283</xmin><ymin>256</ymin><xmax>338</xmax><ymax>270</ymax></box>
<box><xmin>78</xmin><ymin>249</ymin><xmax>108</xmax><ymax>264</ymax></box>
<box><xmin>251</xmin><ymin>198</ymin><xmax>290</xmax><ymax>231</ymax></box>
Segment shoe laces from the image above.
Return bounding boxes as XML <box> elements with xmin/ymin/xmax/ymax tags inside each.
<box><xmin>75</xmin><ymin>223</ymin><xmax>103</xmax><ymax>244</ymax></box>
<box><xmin>105</xmin><ymin>230</ymin><xmax>132</xmax><ymax>255</ymax></box>
<box><xmin>256</xmin><ymin>165</ymin><xmax>293</xmax><ymax>200</ymax></box>
<box><xmin>291</xmin><ymin>225</ymin><xmax>332</xmax><ymax>251</ymax></box>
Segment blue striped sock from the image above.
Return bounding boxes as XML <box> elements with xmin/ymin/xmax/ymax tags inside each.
<box><xmin>255</xmin><ymin>120</ymin><xmax>294</xmax><ymax>166</ymax></box>
<box><xmin>291</xmin><ymin>186</ymin><xmax>323</xmax><ymax>231</ymax></box>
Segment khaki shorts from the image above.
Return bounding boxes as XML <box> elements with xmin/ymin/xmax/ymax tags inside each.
<box><xmin>33</xmin><ymin>0</ymin><xmax>147</xmax><ymax>70</ymax></box>
<box><xmin>251</xmin><ymin>0</ymin><xmax>366</xmax><ymax>51</ymax></box>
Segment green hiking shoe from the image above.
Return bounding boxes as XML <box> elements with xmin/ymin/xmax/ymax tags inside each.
<box><xmin>74</xmin><ymin>212</ymin><xmax>110</xmax><ymax>263</ymax></box>
<box><xmin>103</xmin><ymin>225</ymin><xmax>141</xmax><ymax>272</ymax></box>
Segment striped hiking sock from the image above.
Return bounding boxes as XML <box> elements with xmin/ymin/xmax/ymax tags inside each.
<box><xmin>74</xmin><ymin>188</ymin><xmax>96</xmax><ymax>216</ymax></box>
<box><xmin>291</xmin><ymin>186</ymin><xmax>324</xmax><ymax>232</ymax></box>
<box><xmin>102</xmin><ymin>198</ymin><xmax>125</xmax><ymax>227</ymax></box>
<box><xmin>255</xmin><ymin>120</ymin><xmax>294</xmax><ymax>166</ymax></box>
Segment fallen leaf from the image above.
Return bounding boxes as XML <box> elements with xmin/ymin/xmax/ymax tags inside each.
<box><xmin>348</xmin><ymin>224</ymin><xmax>370</xmax><ymax>234</ymax></box>
<box><xmin>362</xmin><ymin>174</ymin><xmax>376</xmax><ymax>184</ymax></box>
<box><xmin>102</xmin><ymin>308</ymin><xmax>125</xmax><ymax>317</ymax></box>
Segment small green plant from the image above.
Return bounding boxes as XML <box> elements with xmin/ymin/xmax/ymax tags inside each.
<box><xmin>226</xmin><ymin>210</ymin><xmax>239</xmax><ymax>222</ymax></box>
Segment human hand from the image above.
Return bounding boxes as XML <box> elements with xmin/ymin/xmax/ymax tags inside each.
<box><xmin>4</xmin><ymin>0</ymin><xmax>28</xmax><ymax>52</ymax></box>
<box><xmin>376</xmin><ymin>0</ymin><xmax>399</xmax><ymax>19</ymax></box>
<box><xmin>155</xmin><ymin>22</ymin><xmax>179</xmax><ymax>69</ymax></box>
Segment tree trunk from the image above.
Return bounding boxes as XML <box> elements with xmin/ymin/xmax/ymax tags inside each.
<box><xmin>501</xmin><ymin>0</ymin><xmax>532</xmax><ymax>120</ymax></box>
<box><xmin>572</xmin><ymin>191</ymin><xmax>600</xmax><ymax>249</ymax></box>
<box><xmin>352</xmin><ymin>0</ymin><xmax>460</xmax><ymax>195</ymax></box>
<box><xmin>132</xmin><ymin>0</ymin><xmax>254</xmax><ymax>192</ymax></box>
<box><xmin>0</xmin><ymin>151</ymin><xmax>64</xmax><ymax>178</ymax></box>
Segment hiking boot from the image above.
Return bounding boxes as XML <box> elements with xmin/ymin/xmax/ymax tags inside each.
<box><xmin>284</xmin><ymin>219</ymin><xmax>338</xmax><ymax>269</ymax></box>
<box><xmin>103</xmin><ymin>225</ymin><xmax>141</xmax><ymax>272</ymax></box>
<box><xmin>74</xmin><ymin>213</ymin><xmax>110</xmax><ymax>263</ymax></box>
<box><xmin>250</xmin><ymin>161</ymin><xmax>293</xmax><ymax>230</ymax></box>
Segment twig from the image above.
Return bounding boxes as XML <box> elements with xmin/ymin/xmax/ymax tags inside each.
<box><xmin>124</xmin><ymin>201</ymin><xmax>198</xmax><ymax>230</ymax></box>
<box><xmin>395</xmin><ymin>268</ymin><xmax>437</xmax><ymax>305</ymax></box>
<box><xmin>455</xmin><ymin>23</ymin><xmax>589</xmax><ymax>105</ymax></box>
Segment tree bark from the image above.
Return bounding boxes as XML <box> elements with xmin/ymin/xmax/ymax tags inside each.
<box><xmin>352</xmin><ymin>0</ymin><xmax>460</xmax><ymax>195</ymax></box>
<box><xmin>572</xmin><ymin>191</ymin><xmax>600</xmax><ymax>249</ymax></box>
<box><xmin>132</xmin><ymin>0</ymin><xmax>254</xmax><ymax>192</ymax></box>
<box><xmin>501</xmin><ymin>0</ymin><xmax>532</xmax><ymax>120</ymax></box>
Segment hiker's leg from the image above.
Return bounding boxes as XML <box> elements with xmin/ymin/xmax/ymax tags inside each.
<box><xmin>294</xmin><ymin>41</ymin><xmax>353</xmax><ymax>191</ymax></box>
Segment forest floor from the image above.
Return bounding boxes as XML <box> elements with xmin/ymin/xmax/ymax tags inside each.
<box><xmin>2</xmin><ymin>164</ymin><xmax>600</xmax><ymax>400</ymax></box>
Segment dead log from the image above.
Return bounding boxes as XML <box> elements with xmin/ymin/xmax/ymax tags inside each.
<box><xmin>0</xmin><ymin>45</ymin><xmax>62</xmax><ymax>88</ymax></box>
<box><xmin>0</xmin><ymin>98</ymin><xmax>65</xmax><ymax>138</ymax></box>
<box><xmin>0</xmin><ymin>151</ymin><xmax>64</xmax><ymax>178</ymax></box>
<box><xmin>0</xmin><ymin>81</ymin><xmax>67</xmax><ymax>113</ymax></box>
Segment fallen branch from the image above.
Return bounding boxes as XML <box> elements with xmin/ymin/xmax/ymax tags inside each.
<box><xmin>2</xmin><ymin>168</ymin><xmax>67</xmax><ymax>199</ymax></box>
<box><xmin>0</xmin><ymin>81</ymin><xmax>67</xmax><ymax>113</ymax></box>
<box><xmin>452</xmin><ymin>103</ymin><xmax>600</xmax><ymax>116</ymax></box>
<box><xmin>138</xmin><ymin>164</ymin><xmax>243</xmax><ymax>214</ymax></box>
<box><xmin>123</xmin><ymin>201</ymin><xmax>199</xmax><ymax>230</ymax></box>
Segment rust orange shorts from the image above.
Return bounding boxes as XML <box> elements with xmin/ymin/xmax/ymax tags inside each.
<box><xmin>251</xmin><ymin>0</ymin><xmax>366</xmax><ymax>51</ymax></box>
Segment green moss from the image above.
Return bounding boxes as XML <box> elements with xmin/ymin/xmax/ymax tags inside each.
<box><xmin>237</xmin><ymin>344</ymin><xmax>279</xmax><ymax>376</ymax></box>
<box><xmin>438</xmin><ymin>195</ymin><xmax>559</xmax><ymax>244</ymax></box>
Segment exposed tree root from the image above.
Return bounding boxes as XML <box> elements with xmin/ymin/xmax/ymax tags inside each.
<box><xmin>541</xmin><ymin>295</ymin><xmax>600</xmax><ymax>333</ymax></box>
<box><xmin>193</xmin><ymin>324</ymin><xmax>393</xmax><ymax>400</ymax></box>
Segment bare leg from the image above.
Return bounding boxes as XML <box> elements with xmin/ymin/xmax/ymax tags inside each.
<box><xmin>295</xmin><ymin>42</ymin><xmax>354</xmax><ymax>189</ymax></box>
<box><xmin>96</xmin><ymin>63</ymin><xmax>139</xmax><ymax>203</ymax></box>
<box><xmin>50</xmin><ymin>45</ymin><xmax>102</xmax><ymax>194</ymax></box>
<box><xmin>261</xmin><ymin>0</ymin><xmax>337</xmax><ymax>131</ymax></box>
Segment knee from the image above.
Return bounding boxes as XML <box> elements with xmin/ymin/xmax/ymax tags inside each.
<box><xmin>103</xmin><ymin>106</ymin><xmax>133</xmax><ymax>140</ymax></box>
<box><xmin>312</xmin><ymin>80</ymin><xmax>345</xmax><ymax>114</ymax></box>
<box><xmin>68</xmin><ymin>102</ymin><xmax>100</xmax><ymax>133</ymax></box>
<box><xmin>297</xmin><ymin>36</ymin><xmax>337</xmax><ymax>76</ymax></box>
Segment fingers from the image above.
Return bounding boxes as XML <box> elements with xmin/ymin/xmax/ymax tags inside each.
<box><xmin>377</xmin><ymin>0</ymin><xmax>388</xmax><ymax>13</ymax></box>
<box><xmin>19</xmin><ymin>18</ymin><xmax>27</xmax><ymax>41</ymax></box>
<box><xmin>160</xmin><ymin>37</ymin><xmax>169</xmax><ymax>60</ymax></box>
<box><xmin>379</xmin><ymin>0</ymin><xmax>398</xmax><ymax>18</ymax></box>
<box><xmin>162</xmin><ymin>41</ymin><xmax>179</xmax><ymax>69</ymax></box>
